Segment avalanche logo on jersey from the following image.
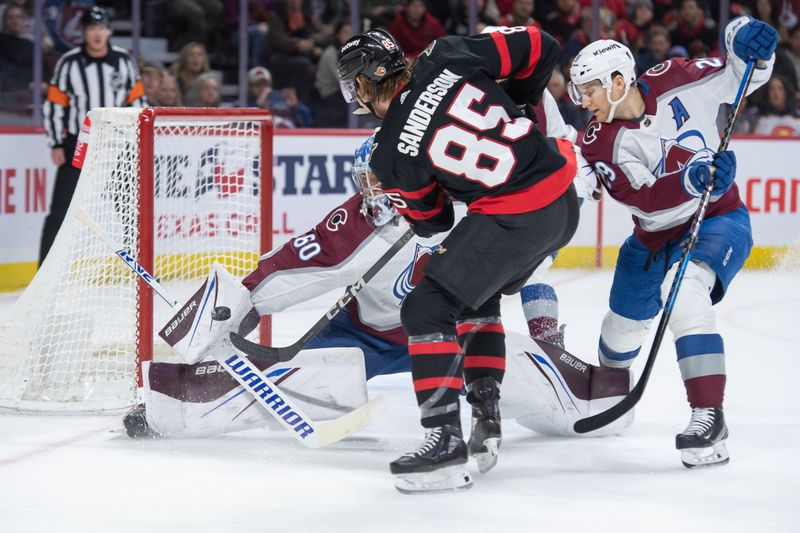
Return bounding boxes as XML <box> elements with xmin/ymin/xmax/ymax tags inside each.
<box><xmin>392</xmin><ymin>243</ymin><xmax>439</xmax><ymax>302</ymax></box>
<box><xmin>654</xmin><ymin>130</ymin><xmax>714</xmax><ymax>178</ymax></box>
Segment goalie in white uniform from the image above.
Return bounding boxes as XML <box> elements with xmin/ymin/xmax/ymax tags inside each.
<box><xmin>136</xmin><ymin>131</ymin><xmax>630</xmax><ymax>466</ymax></box>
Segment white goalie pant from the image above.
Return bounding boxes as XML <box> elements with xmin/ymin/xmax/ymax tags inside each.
<box><xmin>159</xmin><ymin>263</ymin><xmax>254</xmax><ymax>364</ymax></box>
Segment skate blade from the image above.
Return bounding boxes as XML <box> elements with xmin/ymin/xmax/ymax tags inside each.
<box><xmin>473</xmin><ymin>437</ymin><xmax>501</xmax><ymax>474</ymax></box>
<box><xmin>394</xmin><ymin>465</ymin><xmax>474</xmax><ymax>495</ymax></box>
<box><xmin>680</xmin><ymin>441</ymin><xmax>730</xmax><ymax>469</ymax></box>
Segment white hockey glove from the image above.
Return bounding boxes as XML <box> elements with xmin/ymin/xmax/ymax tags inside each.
<box><xmin>158</xmin><ymin>263</ymin><xmax>254</xmax><ymax>364</ymax></box>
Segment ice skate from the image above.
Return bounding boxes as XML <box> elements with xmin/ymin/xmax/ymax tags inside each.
<box><xmin>390</xmin><ymin>424</ymin><xmax>473</xmax><ymax>494</ymax></box>
<box><xmin>676</xmin><ymin>407</ymin><xmax>730</xmax><ymax>469</ymax></box>
<box><xmin>467</xmin><ymin>377</ymin><xmax>502</xmax><ymax>474</ymax></box>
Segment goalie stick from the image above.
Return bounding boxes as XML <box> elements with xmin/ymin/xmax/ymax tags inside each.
<box><xmin>573</xmin><ymin>60</ymin><xmax>756</xmax><ymax>434</ymax></box>
<box><xmin>75</xmin><ymin>208</ymin><xmax>386</xmax><ymax>448</ymax></box>
<box><xmin>230</xmin><ymin>228</ymin><xmax>416</xmax><ymax>363</ymax></box>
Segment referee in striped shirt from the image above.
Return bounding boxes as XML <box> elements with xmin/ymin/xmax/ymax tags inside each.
<box><xmin>40</xmin><ymin>6</ymin><xmax>146</xmax><ymax>264</ymax></box>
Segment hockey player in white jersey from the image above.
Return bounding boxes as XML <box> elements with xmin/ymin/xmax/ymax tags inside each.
<box><xmin>567</xmin><ymin>16</ymin><xmax>778</xmax><ymax>468</ymax></box>
<box><xmin>138</xmin><ymin>133</ymin><xmax>631</xmax><ymax>469</ymax></box>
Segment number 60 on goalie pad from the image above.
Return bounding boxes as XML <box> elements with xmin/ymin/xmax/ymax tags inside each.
<box><xmin>159</xmin><ymin>264</ymin><xmax>255</xmax><ymax>365</ymax></box>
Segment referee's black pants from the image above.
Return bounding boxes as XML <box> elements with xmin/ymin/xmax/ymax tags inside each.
<box><xmin>39</xmin><ymin>134</ymin><xmax>80</xmax><ymax>266</ymax></box>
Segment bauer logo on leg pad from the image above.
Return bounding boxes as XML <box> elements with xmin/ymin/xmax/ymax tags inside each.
<box><xmin>224</xmin><ymin>353</ymin><xmax>315</xmax><ymax>439</ymax></box>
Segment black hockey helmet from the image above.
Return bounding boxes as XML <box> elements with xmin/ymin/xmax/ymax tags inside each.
<box><xmin>337</xmin><ymin>29</ymin><xmax>405</xmax><ymax>104</ymax></box>
<box><xmin>81</xmin><ymin>6</ymin><xmax>110</xmax><ymax>28</ymax></box>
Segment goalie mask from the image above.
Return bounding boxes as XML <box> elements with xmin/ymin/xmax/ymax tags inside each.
<box><xmin>568</xmin><ymin>40</ymin><xmax>636</xmax><ymax>123</ymax></box>
<box><xmin>352</xmin><ymin>132</ymin><xmax>396</xmax><ymax>227</ymax></box>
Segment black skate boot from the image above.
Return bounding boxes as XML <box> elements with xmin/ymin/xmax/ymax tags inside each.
<box><xmin>675</xmin><ymin>407</ymin><xmax>729</xmax><ymax>469</ymax></box>
<box><xmin>467</xmin><ymin>377</ymin><xmax>502</xmax><ymax>474</ymax></box>
<box><xmin>390</xmin><ymin>424</ymin><xmax>472</xmax><ymax>494</ymax></box>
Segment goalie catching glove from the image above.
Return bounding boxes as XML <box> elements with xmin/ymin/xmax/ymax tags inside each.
<box><xmin>159</xmin><ymin>263</ymin><xmax>255</xmax><ymax>364</ymax></box>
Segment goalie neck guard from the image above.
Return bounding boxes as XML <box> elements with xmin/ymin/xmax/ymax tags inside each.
<box><xmin>352</xmin><ymin>131</ymin><xmax>397</xmax><ymax>227</ymax></box>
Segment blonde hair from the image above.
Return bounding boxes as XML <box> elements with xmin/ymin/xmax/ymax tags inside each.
<box><xmin>169</xmin><ymin>42</ymin><xmax>210</xmax><ymax>94</ymax></box>
<box><xmin>356</xmin><ymin>61</ymin><xmax>413</xmax><ymax>104</ymax></box>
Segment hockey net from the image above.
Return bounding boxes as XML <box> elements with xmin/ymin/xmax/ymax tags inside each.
<box><xmin>0</xmin><ymin>107</ymin><xmax>273</xmax><ymax>412</ymax></box>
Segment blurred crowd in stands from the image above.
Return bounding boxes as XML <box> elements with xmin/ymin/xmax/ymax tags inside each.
<box><xmin>1</xmin><ymin>0</ymin><xmax>799</xmax><ymax>134</ymax></box>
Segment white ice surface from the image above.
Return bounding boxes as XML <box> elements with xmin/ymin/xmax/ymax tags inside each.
<box><xmin>0</xmin><ymin>269</ymin><xmax>798</xmax><ymax>533</ymax></box>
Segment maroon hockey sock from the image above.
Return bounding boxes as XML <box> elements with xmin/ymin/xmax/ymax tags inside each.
<box><xmin>683</xmin><ymin>374</ymin><xmax>726</xmax><ymax>408</ymax></box>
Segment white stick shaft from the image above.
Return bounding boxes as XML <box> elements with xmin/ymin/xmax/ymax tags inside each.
<box><xmin>74</xmin><ymin>208</ymin><xmax>178</xmax><ymax>307</ymax></box>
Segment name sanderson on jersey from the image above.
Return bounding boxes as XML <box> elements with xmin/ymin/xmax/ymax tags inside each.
<box><xmin>397</xmin><ymin>69</ymin><xmax>463</xmax><ymax>157</ymax></box>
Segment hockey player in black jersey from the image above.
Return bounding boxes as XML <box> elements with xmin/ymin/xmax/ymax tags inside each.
<box><xmin>338</xmin><ymin>26</ymin><xmax>581</xmax><ymax>493</ymax></box>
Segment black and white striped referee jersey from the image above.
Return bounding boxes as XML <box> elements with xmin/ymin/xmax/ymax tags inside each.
<box><xmin>43</xmin><ymin>44</ymin><xmax>146</xmax><ymax>148</ymax></box>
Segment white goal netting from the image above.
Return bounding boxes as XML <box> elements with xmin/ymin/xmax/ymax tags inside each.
<box><xmin>0</xmin><ymin>108</ymin><xmax>271</xmax><ymax>412</ymax></box>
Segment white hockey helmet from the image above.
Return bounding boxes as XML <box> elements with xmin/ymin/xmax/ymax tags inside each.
<box><xmin>568</xmin><ymin>40</ymin><xmax>636</xmax><ymax>122</ymax></box>
<box><xmin>352</xmin><ymin>130</ymin><xmax>397</xmax><ymax>227</ymax></box>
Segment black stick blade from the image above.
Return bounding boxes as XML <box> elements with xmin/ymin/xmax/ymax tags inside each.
<box><xmin>573</xmin><ymin>394</ymin><xmax>637</xmax><ymax>434</ymax></box>
<box><xmin>229</xmin><ymin>332</ymin><xmax>284</xmax><ymax>362</ymax></box>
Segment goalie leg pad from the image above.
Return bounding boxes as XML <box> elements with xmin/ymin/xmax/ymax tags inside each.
<box><xmin>159</xmin><ymin>263</ymin><xmax>253</xmax><ymax>364</ymax></box>
<box><xmin>502</xmin><ymin>332</ymin><xmax>634</xmax><ymax>437</ymax></box>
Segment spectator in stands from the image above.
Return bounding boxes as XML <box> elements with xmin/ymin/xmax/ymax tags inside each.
<box><xmin>185</xmin><ymin>73</ymin><xmax>221</xmax><ymax>107</ymax></box>
<box><xmin>2</xmin><ymin>0</ymin><xmax>54</xmax><ymax>49</ymax></box>
<box><xmin>0</xmin><ymin>5</ymin><xmax>34</xmax><ymax>96</ymax></box>
<box><xmin>311</xmin><ymin>0</ymin><xmax>350</xmax><ymax>38</ymax></box>
<box><xmin>754</xmin><ymin>74</ymin><xmax>800</xmax><ymax>135</ymax></box>
<box><xmin>224</xmin><ymin>0</ymin><xmax>271</xmax><ymax>68</ymax></box>
<box><xmin>40</xmin><ymin>7</ymin><xmax>145</xmax><ymax>264</ymax></box>
<box><xmin>267</xmin><ymin>0</ymin><xmax>325</xmax><ymax>104</ymax></box>
<box><xmin>636</xmin><ymin>25</ymin><xmax>671</xmax><ymax>74</ymax></box>
<box><xmin>141</xmin><ymin>65</ymin><xmax>164</xmax><ymax>106</ymax></box>
<box><xmin>388</xmin><ymin>0</ymin><xmax>446</xmax><ymax>61</ymax></box>
<box><xmin>543</xmin><ymin>0</ymin><xmax>582</xmax><ymax>44</ymax></box>
<box><xmin>615</xmin><ymin>0</ymin><xmax>654</xmax><ymax>51</ymax></box>
<box><xmin>246</xmin><ymin>66</ymin><xmax>312</xmax><ymax>128</ymax></box>
<box><xmin>163</xmin><ymin>0</ymin><xmax>223</xmax><ymax>51</ymax></box>
<box><xmin>668</xmin><ymin>0</ymin><xmax>717</xmax><ymax>52</ymax></box>
<box><xmin>447</xmin><ymin>0</ymin><xmax>498</xmax><ymax>36</ymax></box>
<box><xmin>314</xmin><ymin>21</ymin><xmax>351</xmax><ymax>127</ymax></box>
<box><xmin>562</xmin><ymin>6</ymin><xmax>616</xmax><ymax>62</ymax></box>
<box><xmin>169</xmin><ymin>42</ymin><xmax>211</xmax><ymax>100</ymax></box>
<box><xmin>785</xmin><ymin>25</ymin><xmax>800</xmax><ymax>84</ymax></box>
<box><xmin>362</xmin><ymin>0</ymin><xmax>407</xmax><ymax>29</ymax></box>
<box><xmin>159</xmin><ymin>73</ymin><xmax>182</xmax><ymax>106</ymax></box>
<box><xmin>498</xmin><ymin>0</ymin><xmax>540</xmax><ymax>28</ymax></box>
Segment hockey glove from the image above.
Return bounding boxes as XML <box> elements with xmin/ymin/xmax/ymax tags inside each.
<box><xmin>683</xmin><ymin>151</ymin><xmax>736</xmax><ymax>199</ymax></box>
<box><xmin>732</xmin><ymin>18</ymin><xmax>779</xmax><ymax>63</ymax></box>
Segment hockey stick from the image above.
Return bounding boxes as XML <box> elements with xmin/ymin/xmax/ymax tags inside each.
<box><xmin>75</xmin><ymin>208</ymin><xmax>386</xmax><ymax>448</ymax></box>
<box><xmin>230</xmin><ymin>227</ymin><xmax>416</xmax><ymax>363</ymax></box>
<box><xmin>573</xmin><ymin>60</ymin><xmax>756</xmax><ymax>434</ymax></box>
